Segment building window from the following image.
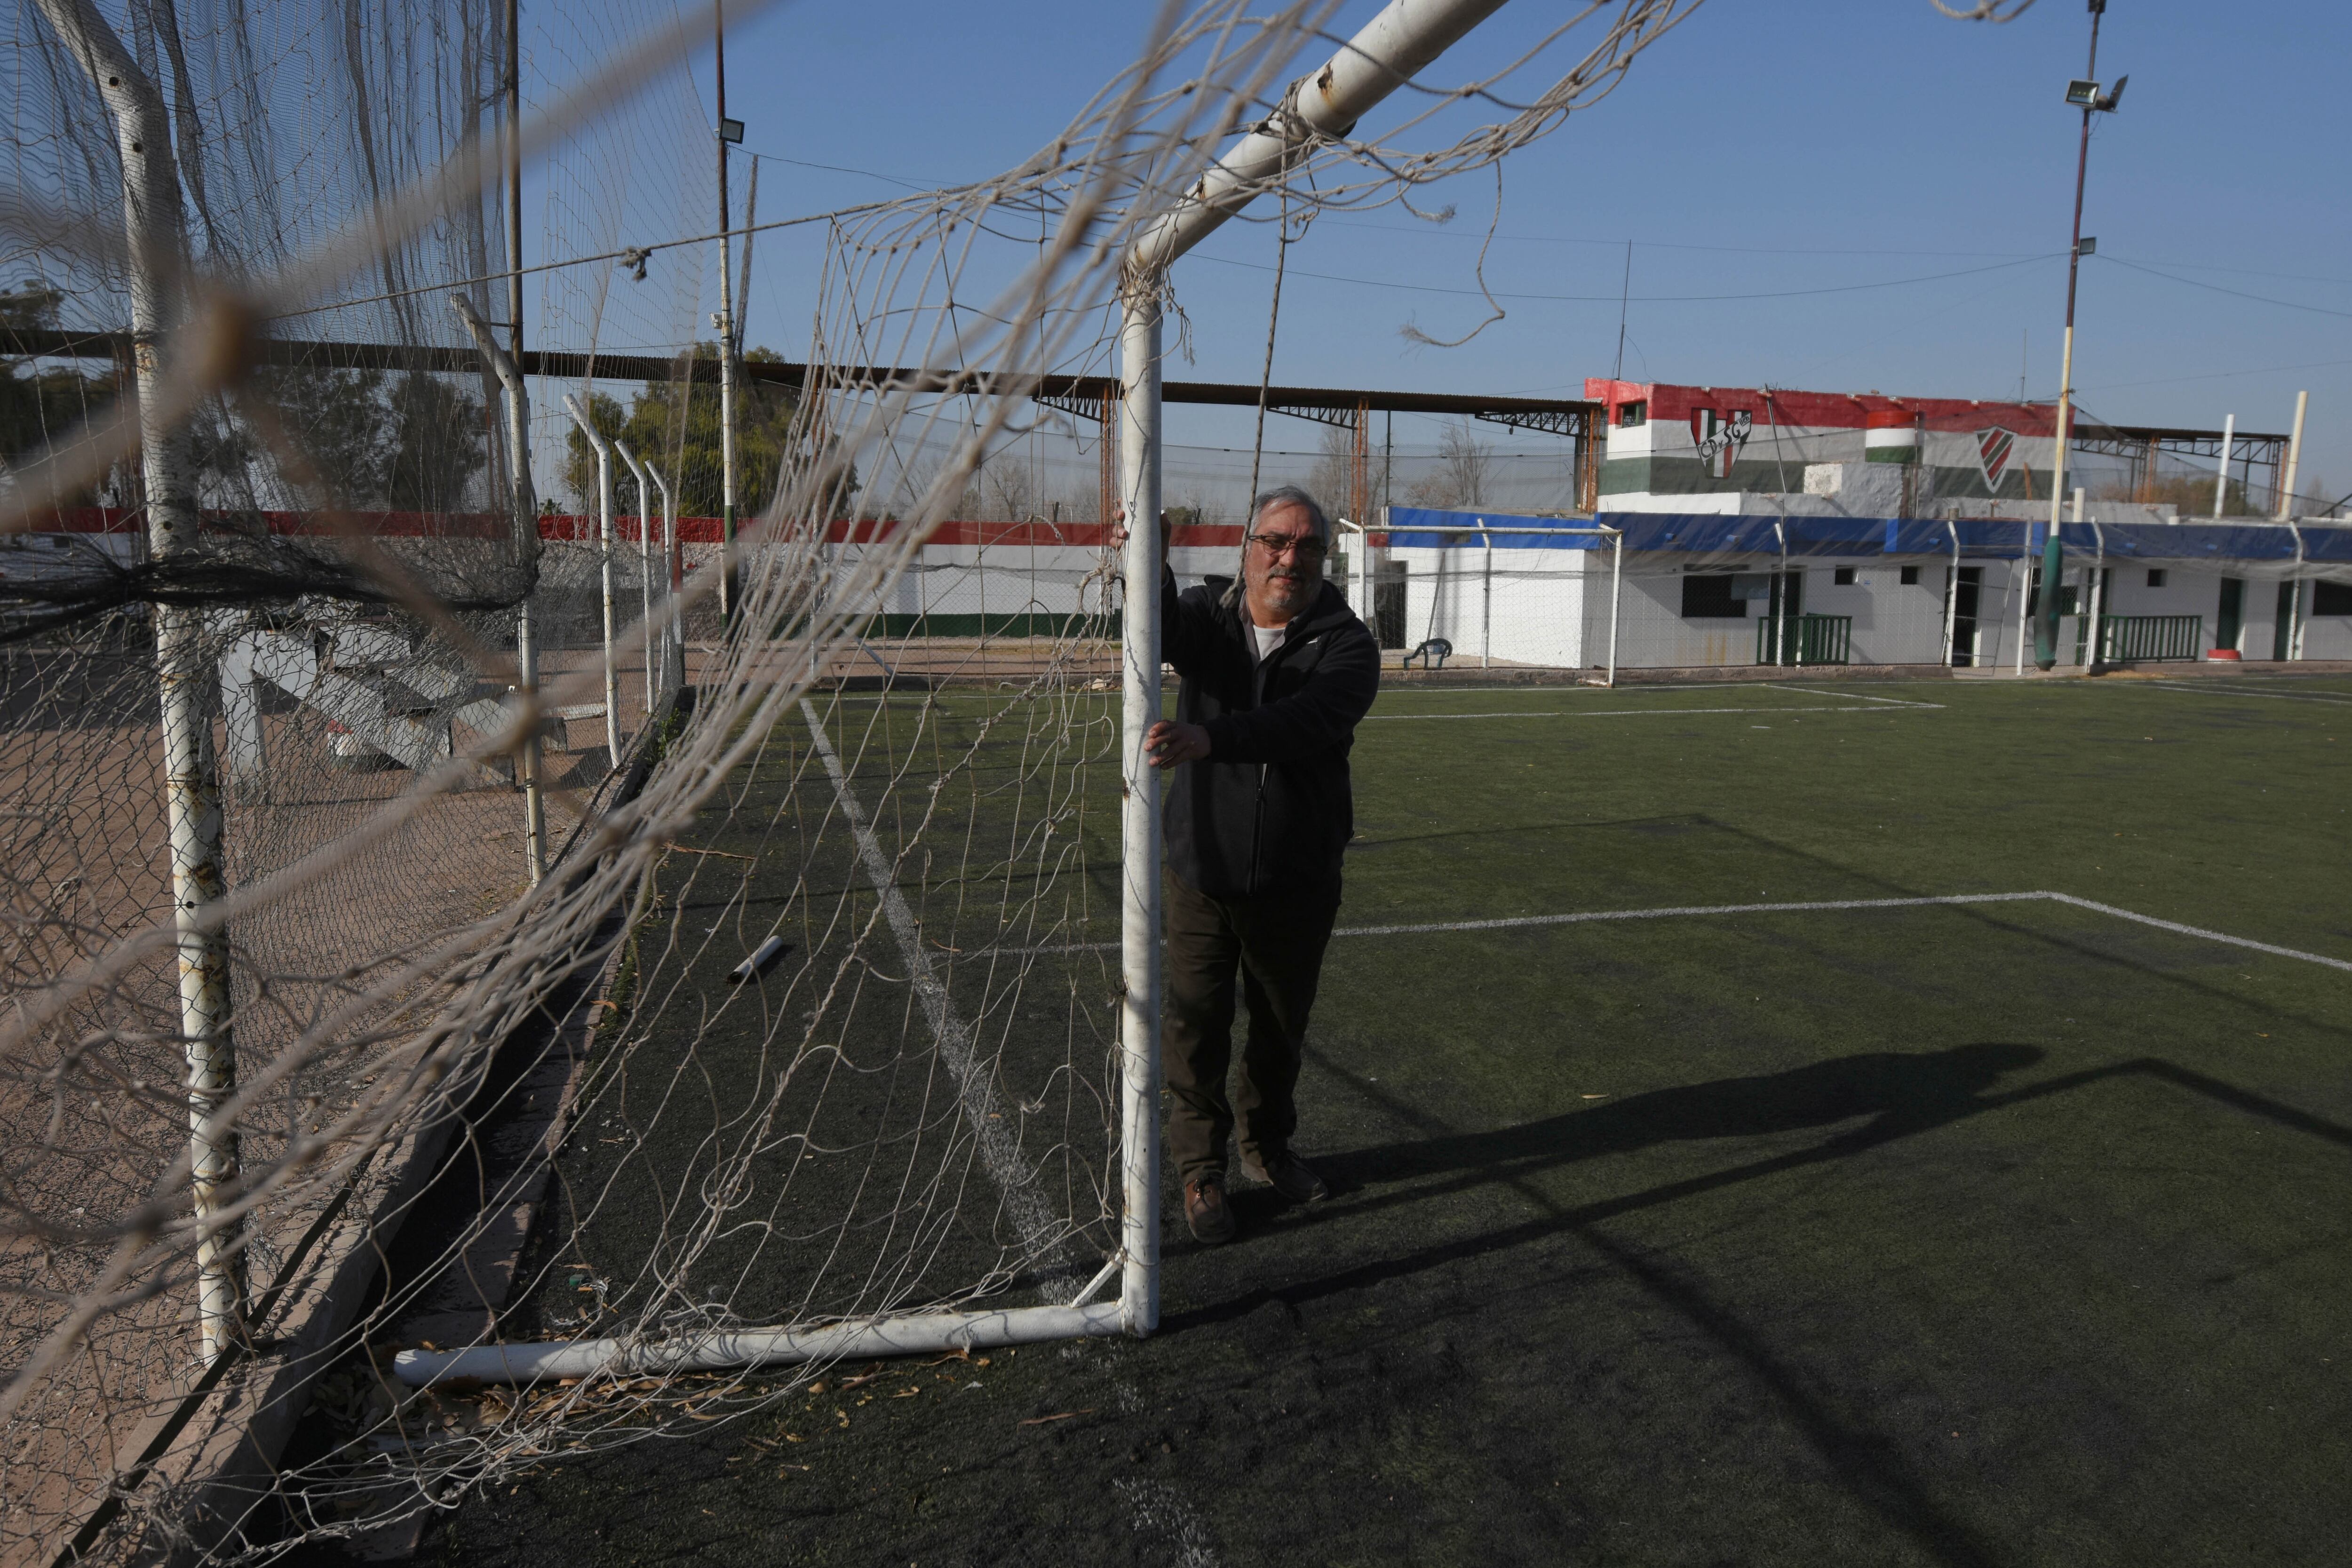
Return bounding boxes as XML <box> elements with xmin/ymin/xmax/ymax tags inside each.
<box><xmin>2315</xmin><ymin>581</ymin><xmax>2352</xmax><ymax>616</ymax></box>
<box><xmin>1900</xmin><ymin>565</ymin><xmax>1920</xmax><ymax>585</ymax></box>
<box><xmin>2145</xmin><ymin>568</ymin><xmax>2166</xmax><ymax>588</ymax></box>
<box><xmin>1680</xmin><ymin>574</ymin><xmax>1746</xmax><ymax>618</ymax></box>
<box><xmin>1616</xmin><ymin>400</ymin><xmax>1647</xmax><ymax>428</ymax></box>
<box><xmin>1833</xmin><ymin>566</ymin><xmax>1857</xmax><ymax>586</ymax></box>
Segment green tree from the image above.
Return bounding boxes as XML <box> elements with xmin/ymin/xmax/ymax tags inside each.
<box><xmin>561</xmin><ymin>344</ymin><xmax>834</xmax><ymax>519</ymax></box>
<box><xmin>252</xmin><ymin>365</ymin><xmax>392</xmax><ymax>502</ymax></box>
<box><xmin>235</xmin><ymin>365</ymin><xmax>484</xmax><ymax>512</ymax></box>
<box><xmin>383</xmin><ymin>373</ymin><xmax>486</xmax><ymax>513</ymax></box>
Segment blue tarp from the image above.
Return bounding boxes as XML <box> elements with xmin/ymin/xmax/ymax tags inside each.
<box><xmin>1880</xmin><ymin>518</ymin><xmax>2039</xmax><ymax>558</ymax></box>
<box><xmin>1389</xmin><ymin>508</ymin><xmax>2352</xmax><ymax>566</ymax></box>
<box><xmin>1383</xmin><ymin>506</ymin><xmax>1612</xmax><ymax>550</ymax></box>
<box><xmin>2299</xmin><ymin>524</ymin><xmax>2352</xmax><ymax>563</ymax></box>
<box><xmin>2051</xmin><ymin>521</ymin><xmax>2299</xmax><ymax>561</ymax></box>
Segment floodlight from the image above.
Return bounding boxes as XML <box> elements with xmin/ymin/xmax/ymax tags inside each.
<box><xmin>2065</xmin><ymin>79</ymin><xmax>2100</xmax><ymax>107</ymax></box>
<box><xmin>2076</xmin><ymin>236</ymin><xmax>2096</xmax><ymax>256</ymax></box>
<box><xmin>2098</xmin><ymin>74</ymin><xmax>2127</xmax><ymax>111</ymax></box>
<box><xmin>720</xmin><ymin>117</ymin><xmax>745</xmax><ymax>143</ymax></box>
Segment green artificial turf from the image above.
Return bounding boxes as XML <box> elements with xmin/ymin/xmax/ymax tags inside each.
<box><xmin>413</xmin><ymin>672</ymin><xmax>2352</xmax><ymax>1568</ymax></box>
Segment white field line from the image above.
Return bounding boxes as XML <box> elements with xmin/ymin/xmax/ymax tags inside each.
<box><xmin>799</xmin><ymin>700</ymin><xmax>1080</xmax><ymax>1298</ymax></box>
<box><xmin>807</xmin><ymin>702</ymin><xmax>1223</xmax><ymax>1562</ymax></box>
<box><xmin>987</xmin><ymin>890</ymin><xmax>2352</xmax><ymax>974</ymax></box>
<box><xmin>2147</xmin><ymin>681</ymin><xmax>2352</xmax><ymax>707</ymax></box>
<box><xmin>1365</xmin><ymin>702</ymin><xmax>1944</xmax><ymax>721</ymax></box>
<box><xmin>2034</xmin><ymin>891</ymin><xmax>2352</xmax><ymax>974</ymax></box>
<box><xmin>1334</xmin><ymin>892</ymin><xmax>2045</xmax><ymax>937</ymax></box>
<box><xmin>1758</xmin><ymin>683</ymin><xmax>1944</xmax><ymax>708</ymax></box>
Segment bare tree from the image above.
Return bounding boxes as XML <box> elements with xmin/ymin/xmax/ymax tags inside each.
<box><xmin>1405</xmin><ymin>419</ymin><xmax>1494</xmax><ymax>509</ymax></box>
<box><xmin>1306</xmin><ymin>422</ymin><xmax>1354</xmax><ymax>517</ymax></box>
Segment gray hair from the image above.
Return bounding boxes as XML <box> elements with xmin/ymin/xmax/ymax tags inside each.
<box><xmin>1249</xmin><ymin>484</ymin><xmax>1332</xmax><ymax>545</ymax></box>
<box><xmin>1220</xmin><ymin>484</ymin><xmax>1331</xmax><ymax>607</ymax></box>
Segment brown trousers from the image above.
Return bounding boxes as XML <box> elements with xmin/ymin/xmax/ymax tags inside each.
<box><xmin>1162</xmin><ymin>867</ymin><xmax>1343</xmax><ymax>1182</ymax></box>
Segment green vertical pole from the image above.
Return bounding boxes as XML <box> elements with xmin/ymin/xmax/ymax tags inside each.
<box><xmin>2033</xmin><ymin>527</ymin><xmax>2064</xmax><ymax>671</ymax></box>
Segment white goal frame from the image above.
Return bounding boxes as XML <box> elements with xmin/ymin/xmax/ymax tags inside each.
<box><xmin>397</xmin><ymin>0</ymin><xmax>1523</xmax><ymax>1390</ymax></box>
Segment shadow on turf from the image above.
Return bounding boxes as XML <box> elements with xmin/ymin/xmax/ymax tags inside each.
<box><xmin>1331</xmin><ymin>1042</ymin><xmax>2043</xmax><ymax>1186</ymax></box>
<box><xmin>1240</xmin><ymin>1044</ymin><xmax>2352</xmax><ymax>1274</ymax></box>
<box><xmin>1171</xmin><ymin>1045</ymin><xmax>2352</xmax><ymax>1568</ymax></box>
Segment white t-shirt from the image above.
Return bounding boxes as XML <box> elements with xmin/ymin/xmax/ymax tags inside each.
<box><xmin>1250</xmin><ymin>621</ymin><xmax>1287</xmax><ymax>663</ymax></box>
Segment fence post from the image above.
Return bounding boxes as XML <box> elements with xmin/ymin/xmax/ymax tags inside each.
<box><xmin>1606</xmin><ymin>528</ymin><xmax>1621</xmax><ymax>687</ymax></box>
<box><xmin>30</xmin><ymin>0</ymin><xmax>246</xmax><ymax>1361</ymax></box>
<box><xmin>614</xmin><ymin>438</ymin><xmax>657</xmax><ymax>713</ymax></box>
<box><xmin>451</xmin><ymin>294</ymin><xmax>547</xmax><ymax>883</ymax></box>
<box><xmin>1480</xmin><ymin>526</ymin><xmax>1493</xmax><ymax>670</ymax></box>
<box><xmin>563</xmin><ymin>394</ymin><xmax>622</xmax><ymax>765</ymax></box>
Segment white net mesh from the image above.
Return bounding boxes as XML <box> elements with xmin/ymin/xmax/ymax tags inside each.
<box><xmin>0</xmin><ymin>0</ymin><xmax>1728</xmax><ymax>1558</ymax></box>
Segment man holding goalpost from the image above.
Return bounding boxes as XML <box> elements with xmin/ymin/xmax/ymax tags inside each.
<box><xmin>1128</xmin><ymin>484</ymin><xmax>1381</xmax><ymax>1244</ymax></box>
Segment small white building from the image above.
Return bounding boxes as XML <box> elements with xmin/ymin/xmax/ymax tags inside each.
<box><xmin>1353</xmin><ymin>508</ymin><xmax>2352</xmax><ymax>673</ymax></box>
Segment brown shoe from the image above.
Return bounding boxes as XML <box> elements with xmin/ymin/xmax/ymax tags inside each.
<box><xmin>1184</xmin><ymin>1171</ymin><xmax>1236</xmax><ymax>1244</ymax></box>
<box><xmin>1241</xmin><ymin>1150</ymin><xmax>1328</xmax><ymax>1204</ymax></box>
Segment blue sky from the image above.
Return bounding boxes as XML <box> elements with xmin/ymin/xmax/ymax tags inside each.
<box><xmin>664</xmin><ymin>0</ymin><xmax>2351</xmax><ymax>494</ymax></box>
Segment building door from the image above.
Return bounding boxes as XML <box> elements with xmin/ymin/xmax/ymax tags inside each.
<box><xmin>2073</xmin><ymin>566</ymin><xmax>2113</xmax><ymax>664</ymax></box>
<box><xmin>1950</xmin><ymin>566</ymin><xmax>1982</xmax><ymax>667</ymax></box>
<box><xmin>2274</xmin><ymin>581</ymin><xmax>2299</xmax><ymax>661</ymax></box>
<box><xmin>2217</xmin><ymin>577</ymin><xmax>2245</xmax><ymax>652</ymax></box>
<box><xmin>1374</xmin><ymin>560</ymin><xmax>1409</xmax><ymax>650</ymax></box>
<box><xmin>1761</xmin><ymin>570</ymin><xmax>1804</xmax><ymax>664</ymax></box>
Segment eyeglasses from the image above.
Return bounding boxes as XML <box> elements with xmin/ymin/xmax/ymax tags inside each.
<box><xmin>1246</xmin><ymin>531</ymin><xmax>1327</xmax><ymax>562</ymax></box>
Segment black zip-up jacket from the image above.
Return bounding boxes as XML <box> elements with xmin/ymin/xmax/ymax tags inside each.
<box><xmin>1160</xmin><ymin>570</ymin><xmax>1381</xmax><ymax>899</ymax></box>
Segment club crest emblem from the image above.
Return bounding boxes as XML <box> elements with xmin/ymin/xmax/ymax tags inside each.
<box><xmin>1976</xmin><ymin>427</ymin><xmax>2017</xmax><ymax>491</ymax></box>
<box><xmin>1690</xmin><ymin>408</ymin><xmax>1753</xmax><ymax>481</ymax></box>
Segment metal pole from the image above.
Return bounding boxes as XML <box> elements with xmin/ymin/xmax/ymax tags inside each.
<box><xmin>2044</xmin><ymin>2</ymin><xmax>2103</xmax><ymax>669</ymax></box>
<box><xmin>1943</xmin><ymin>520</ymin><xmax>1961</xmax><ymax>666</ymax></box>
<box><xmin>1607</xmin><ymin>529</ymin><xmax>1621</xmax><ymax>687</ymax></box>
<box><xmin>2287</xmin><ymin>523</ymin><xmax>2306</xmax><ymax>660</ymax></box>
<box><xmin>2276</xmin><ymin>390</ymin><xmax>2309</xmax><ymax>521</ymax></box>
<box><xmin>714</xmin><ymin>0</ymin><xmax>738</xmax><ymax>621</ymax></box>
<box><xmin>1112</xmin><ymin>0</ymin><xmax>1523</xmax><ymax>1345</ymax></box>
<box><xmin>502</xmin><ymin>0</ymin><xmax>545</xmax><ymax>882</ymax></box>
<box><xmin>564</xmin><ymin>394</ymin><xmax>622</xmax><ymax>763</ymax></box>
<box><xmin>1124</xmin><ymin>0</ymin><xmax>1518</xmax><ymax>274</ymax></box>
<box><xmin>1480</xmin><ymin>526</ymin><xmax>1492</xmax><ymax>669</ymax></box>
<box><xmin>2082</xmin><ymin>496</ymin><xmax>2106</xmax><ymax>669</ymax></box>
<box><xmin>2015</xmin><ymin>520</ymin><xmax>2031</xmax><ymax>677</ymax></box>
<box><xmin>615</xmin><ymin>438</ymin><xmax>657</xmax><ymax>709</ymax></box>
<box><xmin>2213</xmin><ymin>413</ymin><xmax>2234</xmax><ymax>517</ymax></box>
<box><xmin>1773</xmin><ymin>520</ymin><xmax>1789</xmax><ymax>668</ymax></box>
<box><xmin>452</xmin><ymin>295</ymin><xmax>545</xmax><ymax>876</ymax></box>
<box><xmin>28</xmin><ymin>0</ymin><xmax>246</xmax><ymax>1364</ymax></box>
<box><xmin>1115</xmin><ymin>282</ymin><xmax>1162</xmax><ymax>1339</ymax></box>
<box><xmin>735</xmin><ymin>157</ymin><xmax>759</xmax><ymax>363</ymax></box>
<box><xmin>648</xmin><ymin>460</ymin><xmax>685</xmax><ymax>693</ymax></box>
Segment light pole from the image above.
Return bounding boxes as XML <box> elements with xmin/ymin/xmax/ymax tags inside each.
<box><xmin>715</xmin><ymin>1</ymin><xmax>742</xmax><ymax>623</ymax></box>
<box><xmin>2037</xmin><ymin>0</ymin><xmax>2124</xmax><ymax>670</ymax></box>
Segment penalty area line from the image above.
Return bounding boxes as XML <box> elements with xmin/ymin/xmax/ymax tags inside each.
<box><xmin>988</xmin><ymin>890</ymin><xmax>2352</xmax><ymax>975</ymax></box>
<box><xmin>1335</xmin><ymin>892</ymin><xmax>2046</xmax><ymax>938</ymax></box>
<box><xmin>2146</xmin><ymin>681</ymin><xmax>2352</xmax><ymax>707</ymax></box>
<box><xmin>1364</xmin><ymin>702</ymin><xmax>1943</xmax><ymax>721</ymax></box>
<box><xmin>800</xmin><ymin>699</ymin><xmax>1082</xmax><ymax>1298</ymax></box>
<box><xmin>1757</xmin><ymin>683</ymin><xmax>1944</xmax><ymax>709</ymax></box>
